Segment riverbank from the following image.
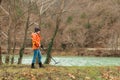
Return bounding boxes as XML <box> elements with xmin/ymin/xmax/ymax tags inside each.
<box><xmin>0</xmin><ymin>64</ymin><xmax>120</xmax><ymax>80</ymax></box>
<box><xmin>2</xmin><ymin>48</ymin><xmax>120</xmax><ymax>57</ymax></box>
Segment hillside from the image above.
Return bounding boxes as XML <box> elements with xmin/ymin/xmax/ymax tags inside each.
<box><xmin>0</xmin><ymin>0</ymin><xmax>120</xmax><ymax>56</ymax></box>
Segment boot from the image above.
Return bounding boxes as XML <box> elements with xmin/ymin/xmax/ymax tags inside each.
<box><xmin>31</xmin><ymin>63</ymin><xmax>35</xmax><ymax>69</ymax></box>
<box><xmin>39</xmin><ymin>62</ymin><xmax>44</xmax><ymax>68</ymax></box>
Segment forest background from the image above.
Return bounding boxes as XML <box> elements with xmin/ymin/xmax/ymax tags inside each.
<box><xmin>0</xmin><ymin>0</ymin><xmax>120</xmax><ymax>64</ymax></box>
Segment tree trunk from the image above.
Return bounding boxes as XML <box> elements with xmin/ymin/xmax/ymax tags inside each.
<box><xmin>5</xmin><ymin>27</ymin><xmax>11</xmax><ymax>64</ymax></box>
<box><xmin>44</xmin><ymin>0</ymin><xmax>65</xmax><ymax>64</ymax></box>
<box><xmin>18</xmin><ymin>15</ymin><xmax>30</xmax><ymax>64</ymax></box>
<box><xmin>5</xmin><ymin>15</ymin><xmax>12</xmax><ymax>64</ymax></box>
<box><xmin>44</xmin><ymin>15</ymin><xmax>61</xmax><ymax>64</ymax></box>
<box><xmin>0</xmin><ymin>26</ymin><xmax>2</xmax><ymax>65</ymax></box>
<box><xmin>5</xmin><ymin>0</ymin><xmax>12</xmax><ymax>64</ymax></box>
<box><xmin>11</xmin><ymin>31</ymin><xmax>16</xmax><ymax>64</ymax></box>
<box><xmin>18</xmin><ymin>47</ymin><xmax>24</xmax><ymax>64</ymax></box>
<box><xmin>11</xmin><ymin>0</ymin><xmax>16</xmax><ymax>64</ymax></box>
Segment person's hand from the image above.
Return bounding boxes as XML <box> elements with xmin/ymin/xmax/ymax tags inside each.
<box><xmin>41</xmin><ymin>44</ymin><xmax>44</xmax><ymax>49</ymax></box>
<box><xmin>35</xmin><ymin>44</ymin><xmax>39</xmax><ymax>47</ymax></box>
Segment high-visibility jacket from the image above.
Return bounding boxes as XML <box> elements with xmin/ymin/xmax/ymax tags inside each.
<box><xmin>31</xmin><ymin>33</ymin><xmax>42</xmax><ymax>50</ymax></box>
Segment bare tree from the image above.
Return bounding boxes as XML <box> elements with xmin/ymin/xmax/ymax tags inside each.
<box><xmin>4</xmin><ymin>0</ymin><xmax>20</xmax><ymax>64</ymax></box>
<box><xmin>108</xmin><ymin>30</ymin><xmax>120</xmax><ymax>56</ymax></box>
<box><xmin>18</xmin><ymin>16</ymin><xmax>30</xmax><ymax>64</ymax></box>
<box><xmin>0</xmin><ymin>0</ymin><xmax>10</xmax><ymax>64</ymax></box>
<box><xmin>1</xmin><ymin>0</ymin><xmax>12</xmax><ymax>64</ymax></box>
<box><xmin>1</xmin><ymin>0</ymin><xmax>30</xmax><ymax>64</ymax></box>
<box><xmin>5</xmin><ymin>16</ymin><xmax>12</xmax><ymax>64</ymax></box>
<box><xmin>33</xmin><ymin>0</ymin><xmax>57</xmax><ymax>28</ymax></box>
<box><xmin>44</xmin><ymin>14</ymin><xmax>61</xmax><ymax>64</ymax></box>
<box><xmin>11</xmin><ymin>28</ymin><xmax>16</xmax><ymax>64</ymax></box>
<box><xmin>18</xmin><ymin>1</ymin><xmax>31</xmax><ymax>64</ymax></box>
<box><xmin>44</xmin><ymin>0</ymin><xmax>74</xmax><ymax>64</ymax></box>
<box><xmin>11</xmin><ymin>0</ymin><xmax>18</xmax><ymax>64</ymax></box>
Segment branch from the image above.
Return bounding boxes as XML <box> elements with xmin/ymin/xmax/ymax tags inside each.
<box><xmin>0</xmin><ymin>0</ymin><xmax>2</xmax><ymax>5</ymax></box>
<box><xmin>60</xmin><ymin>0</ymin><xmax>65</xmax><ymax>11</ymax></box>
<box><xmin>0</xmin><ymin>5</ymin><xmax>9</xmax><ymax>15</ymax></box>
<box><xmin>37</xmin><ymin>0</ymin><xmax>52</xmax><ymax>6</ymax></box>
<box><xmin>40</xmin><ymin>0</ymin><xmax>44</xmax><ymax>15</ymax></box>
<box><xmin>40</xmin><ymin>0</ymin><xmax>56</xmax><ymax>15</ymax></box>
<box><xmin>1</xmin><ymin>31</ymin><xmax>8</xmax><ymax>39</ymax></box>
<box><xmin>29</xmin><ymin>18</ymin><xmax>39</xmax><ymax>27</ymax></box>
<box><xmin>64</xmin><ymin>0</ymin><xmax>74</xmax><ymax>10</ymax></box>
<box><xmin>14</xmin><ymin>0</ymin><xmax>53</xmax><ymax>27</ymax></box>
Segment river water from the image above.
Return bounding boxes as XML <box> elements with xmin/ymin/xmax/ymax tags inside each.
<box><xmin>3</xmin><ymin>55</ymin><xmax>119</xmax><ymax>66</ymax></box>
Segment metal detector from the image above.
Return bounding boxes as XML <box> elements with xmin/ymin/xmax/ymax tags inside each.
<box><xmin>41</xmin><ymin>45</ymin><xmax>60</xmax><ymax>64</ymax></box>
<box><xmin>50</xmin><ymin>56</ymin><xmax>60</xmax><ymax>64</ymax></box>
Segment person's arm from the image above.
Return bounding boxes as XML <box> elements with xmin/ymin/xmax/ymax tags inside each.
<box><xmin>32</xmin><ymin>34</ymin><xmax>40</xmax><ymax>47</ymax></box>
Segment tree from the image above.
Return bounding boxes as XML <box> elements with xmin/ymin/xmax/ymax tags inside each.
<box><xmin>3</xmin><ymin>0</ymin><xmax>12</xmax><ymax>64</ymax></box>
<box><xmin>1</xmin><ymin>0</ymin><xmax>31</xmax><ymax>64</ymax></box>
<box><xmin>108</xmin><ymin>30</ymin><xmax>120</xmax><ymax>56</ymax></box>
<box><xmin>4</xmin><ymin>0</ymin><xmax>21</xmax><ymax>64</ymax></box>
<box><xmin>18</xmin><ymin>15</ymin><xmax>30</xmax><ymax>64</ymax></box>
<box><xmin>18</xmin><ymin>1</ymin><xmax>31</xmax><ymax>64</ymax></box>
<box><xmin>5</xmin><ymin>16</ymin><xmax>12</xmax><ymax>64</ymax></box>
<box><xmin>44</xmin><ymin>0</ymin><xmax>74</xmax><ymax>64</ymax></box>
<box><xmin>0</xmin><ymin>0</ymin><xmax>11</xmax><ymax>64</ymax></box>
<box><xmin>44</xmin><ymin>14</ymin><xmax>61</xmax><ymax>64</ymax></box>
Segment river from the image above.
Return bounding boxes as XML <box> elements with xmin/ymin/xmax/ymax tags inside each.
<box><xmin>2</xmin><ymin>55</ymin><xmax>120</xmax><ymax>66</ymax></box>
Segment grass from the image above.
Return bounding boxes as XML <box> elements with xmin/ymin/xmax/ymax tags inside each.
<box><xmin>0</xmin><ymin>64</ymin><xmax>120</xmax><ymax>80</ymax></box>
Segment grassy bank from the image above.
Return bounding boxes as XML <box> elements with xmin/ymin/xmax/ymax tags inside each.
<box><xmin>0</xmin><ymin>65</ymin><xmax>120</xmax><ymax>80</ymax></box>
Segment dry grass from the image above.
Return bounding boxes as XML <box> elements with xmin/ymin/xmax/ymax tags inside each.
<box><xmin>0</xmin><ymin>64</ymin><xmax>120</xmax><ymax>80</ymax></box>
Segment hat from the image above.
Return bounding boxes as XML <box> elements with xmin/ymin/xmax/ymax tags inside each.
<box><xmin>35</xmin><ymin>27</ymin><xmax>40</xmax><ymax>32</ymax></box>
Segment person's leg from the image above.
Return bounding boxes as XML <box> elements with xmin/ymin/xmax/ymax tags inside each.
<box><xmin>38</xmin><ymin>50</ymin><xmax>42</xmax><ymax>63</ymax></box>
<box><xmin>31</xmin><ymin>50</ymin><xmax>37</xmax><ymax>68</ymax></box>
<box><xmin>38</xmin><ymin>50</ymin><xmax>44</xmax><ymax>67</ymax></box>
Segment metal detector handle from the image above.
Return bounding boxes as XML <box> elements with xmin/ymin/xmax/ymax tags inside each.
<box><xmin>41</xmin><ymin>44</ymin><xmax>44</xmax><ymax>49</ymax></box>
<box><xmin>40</xmin><ymin>44</ymin><xmax>46</xmax><ymax>51</ymax></box>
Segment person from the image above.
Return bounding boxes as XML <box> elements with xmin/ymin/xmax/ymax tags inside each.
<box><xmin>31</xmin><ymin>27</ymin><xmax>44</xmax><ymax>68</ymax></box>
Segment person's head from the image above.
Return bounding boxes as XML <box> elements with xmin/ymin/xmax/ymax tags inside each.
<box><xmin>34</xmin><ymin>27</ymin><xmax>40</xmax><ymax>34</ymax></box>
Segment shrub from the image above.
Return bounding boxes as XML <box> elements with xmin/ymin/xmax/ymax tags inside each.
<box><xmin>84</xmin><ymin>20</ymin><xmax>91</xmax><ymax>29</ymax></box>
<box><xmin>66</xmin><ymin>16</ymin><xmax>73</xmax><ymax>24</ymax></box>
<box><xmin>80</xmin><ymin>12</ymin><xmax>87</xmax><ymax>19</ymax></box>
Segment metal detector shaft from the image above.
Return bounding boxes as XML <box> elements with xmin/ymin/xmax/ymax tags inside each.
<box><xmin>41</xmin><ymin>46</ymin><xmax>59</xmax><ymax>64</ymax></box>
<box><xmin>50</xmin><ymin>56</ymin><xmax>59</xmax><ymax>64</ymax></box>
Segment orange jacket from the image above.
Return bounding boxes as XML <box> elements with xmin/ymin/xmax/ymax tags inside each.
<box><xmin>31</xmin><ymin>33</ymin><xmax>42</xmax><ymax>50</ymax></box>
